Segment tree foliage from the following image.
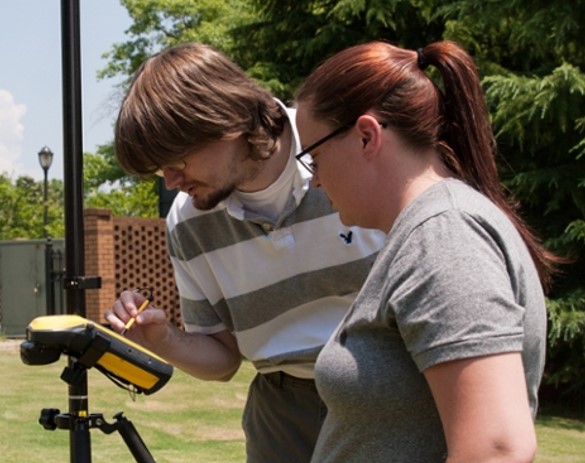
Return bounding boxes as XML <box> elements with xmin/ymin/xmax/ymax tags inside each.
<box><xmin>98</xmin><ymin>0</ymin><xmax>254</xmax><ymax>85</ymax></box>
<box><xmin>0</xmin><ymin>174</ymin><xmax>65</xmax><ymax>240</ymax></box>
<box><xmin>83</xmin><ymin>143</ymin><xmax>159</xmax><ymax>217</ymax></box>
<box><xmin>230</xmin><ymin>0</ymin><xmax>443</xmax><ymax>99</ymax></box>
<box><xmin>0</xmin><ymin>145</ymin><xmax>157</xmax><ymax>241</ymax></box>
<box><xmin>84</xmin><ymin>179</ymin><xmax>159</xmax><ymax>217</ymax></box>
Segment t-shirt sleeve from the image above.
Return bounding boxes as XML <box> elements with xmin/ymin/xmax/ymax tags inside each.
<box><xmin>387</xmin><ymin>210</ymin><xmax>525</xmax><ymax>371</ymax></box>
<box><xmin>167</xmin><ymin>225</ymin><xmax>227</xmax><ymax>334</ymax></box>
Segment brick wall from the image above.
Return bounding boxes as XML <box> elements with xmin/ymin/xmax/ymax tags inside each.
<box><xmin>84</xmin><ymin>208</ymin><xmax>181</xmax><ymax>327</ymax></box>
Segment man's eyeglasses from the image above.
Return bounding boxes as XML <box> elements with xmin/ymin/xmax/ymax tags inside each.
<box><xmin>154</xmin><ymin>159</ymin><xmax>187</xmax><ymax>177</ymax></box>
<box><xmin>295</xmin><ymin>121</ymin><xmax>356</xmax><ymax>175</ymax></box>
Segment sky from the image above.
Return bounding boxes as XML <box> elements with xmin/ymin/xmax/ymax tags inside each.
<box><xmin>0</xmin><ymin>0</ymin><xmax>132</xmax><ymax>181</ymax></box>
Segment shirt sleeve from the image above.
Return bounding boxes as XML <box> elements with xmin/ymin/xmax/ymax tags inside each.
<box><xmin>386</xmin><ymin>210</ymin><xmax>526</xmax><ymax>371</ymax></box>
<box><xmin>167</xmin><ymin>225</ymin><xmax>227</xmax><ymax>334</ymax></box>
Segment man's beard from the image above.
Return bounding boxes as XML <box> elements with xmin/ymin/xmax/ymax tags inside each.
<box><xmin>190</xmin><ymin>159</ymin><xmax>265</xmax><ymax>210</ymax></box>
<box><xmin>191</xmin><ymin>184</ymin><xmax>236</xmax><ymax>210</ymax></box>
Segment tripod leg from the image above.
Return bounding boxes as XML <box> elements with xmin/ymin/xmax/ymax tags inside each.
<box><xmin>114</xmin><ymin>413</ymin><xmax>156</xmax><ymax>463</ymax></box>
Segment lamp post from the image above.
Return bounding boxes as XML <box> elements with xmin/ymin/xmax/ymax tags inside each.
<box><xmin>38</xmin><ymin>146</ymin><xmax>55</xmax><ymax>315</ymax></box>
<box><xmin>38</xmin><ymin>146</ymin><xmax>54</xmax><ymax>236</ymax></box>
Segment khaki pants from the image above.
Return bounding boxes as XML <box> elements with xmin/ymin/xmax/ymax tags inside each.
<box><xmin>243</xmin><ymin>372</ymin><xmax>327</xmax><ymax>463</ymax></box>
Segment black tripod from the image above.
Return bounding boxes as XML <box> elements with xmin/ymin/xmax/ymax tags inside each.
<box><xmin>38</xmin><ymin>357</ymin><xmax>155</xmax><ymax>463</ymax></box>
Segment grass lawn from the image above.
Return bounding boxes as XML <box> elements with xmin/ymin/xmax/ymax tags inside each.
<box><xmin>1</xmin><ymin>339</ymin><xmax>250</xmax><ymax>462</ymax></box>
<box><xmin>535</xmin><ymin>413</ymin><xmax>585</xmax><ymax>462</ymax></box>
<box><xmin>1</xmin><ymin>340</ymin><xmax>584</xmax><ymax>462</ymax></box>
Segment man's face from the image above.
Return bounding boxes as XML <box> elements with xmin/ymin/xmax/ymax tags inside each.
<box><xmin>159</xmin><ymin>137</ymin><xmax>262</xmax><ymax>210</ymax></box>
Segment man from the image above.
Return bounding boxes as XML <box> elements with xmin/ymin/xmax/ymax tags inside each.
<box><xmin>106</xmin><ymin>42</ymin><xmax>384</xmax><ymax>463</ymax></box>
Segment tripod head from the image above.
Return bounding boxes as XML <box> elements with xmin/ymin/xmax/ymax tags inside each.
<box><xmin>21</xmin><ymin>315</ymin><xmax>173</xmax><ymax>395</ymax></box>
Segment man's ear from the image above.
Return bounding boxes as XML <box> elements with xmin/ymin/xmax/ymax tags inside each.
<box><xmin>355</xmin><ymin>115</ymin><xmax>383</xmax><ymax>159</ymax></box>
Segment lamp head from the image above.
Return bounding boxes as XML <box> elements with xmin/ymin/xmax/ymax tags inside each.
<box><xmin>38</xmin><ymin>146</ymin><xmax>54</xmax><ymax>171</ymax></box>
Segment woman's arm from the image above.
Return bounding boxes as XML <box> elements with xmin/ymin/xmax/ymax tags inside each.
<box><xmin>424</xmin><ymin>352</ymin><xmax>537</xmax><ymax>463</ymax></box>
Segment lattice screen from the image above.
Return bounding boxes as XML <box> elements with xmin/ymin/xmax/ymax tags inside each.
<box><xmin>113</xmin><ymin>219</ymin><xmax>182</xmax><ymax>327</ymax></box>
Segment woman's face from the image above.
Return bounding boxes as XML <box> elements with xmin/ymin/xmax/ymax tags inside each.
<box><xmin>296</xmin><ymin>104</ymin><xmax>369</xmax><ymax>227</ymax></box>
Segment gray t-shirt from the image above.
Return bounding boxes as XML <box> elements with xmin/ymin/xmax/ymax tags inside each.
<box><xmin>311</xmin><ymin>178</ymin><xmax>547</xmax><ymax>462</ymax></box>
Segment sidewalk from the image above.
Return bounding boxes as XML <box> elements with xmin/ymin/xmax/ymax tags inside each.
<box><xmin>0</xmin><ymin>339</ymin><xmax>23</xmax><ymax>352</ymax></box>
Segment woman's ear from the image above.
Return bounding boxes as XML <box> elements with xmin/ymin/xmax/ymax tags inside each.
<box><xmin>355</xmin><ymin>115</ymin><xmax>383</xmax><ymax>159</ymax></box>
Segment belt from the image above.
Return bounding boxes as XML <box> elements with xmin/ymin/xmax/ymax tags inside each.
<box><xmin>263</xmin><ymin>371</ymin><xmax>317</xmax><ymax>390</ymax></box>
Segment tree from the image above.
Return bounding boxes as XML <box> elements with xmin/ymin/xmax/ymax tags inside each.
<box><xmin>84</xmin><ymin>179</ymin><xmax>159</xmax><ymax>217</ymax></box>
<box><xmin>0</xmin><ymin>144</ymin><xmax>157</xmax><ymax>241</ymax></box>
<box><xmin>231</xmin><ymin>0</ymin><xmax>444</xmax><ymax>99</ymax></box>
<box><xmin>98</xmin><ymin>0</ymin><xmax>254</xmax><ymax>85</ymax></box>
<box><xmin>84</xmin><ymin>143</ymin><xmax>159</xmax><ymax>217</ymax></box>
<box><xmin>0</xmin><ymin>174</ymin><xmax>65</xmax><ymax>240</ymax></box>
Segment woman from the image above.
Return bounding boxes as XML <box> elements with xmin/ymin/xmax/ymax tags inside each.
<box><xmin>294</xmin><ymin>40</ymin><xmax>557</xmax><ymax>462</ymax></box>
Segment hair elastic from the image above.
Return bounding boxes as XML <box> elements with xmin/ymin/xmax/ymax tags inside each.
<box><xmin>417</xmin><ymin>48</ymin><xmax>429</xmax><ymax>70</ymax></box>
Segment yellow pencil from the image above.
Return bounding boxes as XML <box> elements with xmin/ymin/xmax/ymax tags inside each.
<box><xmin>121</xmin><ymin>297</ymin><xmax>151</xmax><ymax>335</ymax></box>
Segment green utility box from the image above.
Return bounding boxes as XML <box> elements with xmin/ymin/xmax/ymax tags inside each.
<box><xmin>0</xmin><ymin>239</ymin><xmax>65</xmax><ymax>336</ymax></box>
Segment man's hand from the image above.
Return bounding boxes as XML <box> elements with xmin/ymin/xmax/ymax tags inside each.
<box><xmin>105</xmin><ymin>289</ymin><xmax>170</xmax><ymax>351</ymax></box>
<box><xmin>105</xmin><ymin>290</ymin><xmax>242</xmax><ymax>381</ymax></box>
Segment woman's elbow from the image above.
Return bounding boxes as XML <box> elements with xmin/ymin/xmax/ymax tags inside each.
<box><xmin>448</xmin><ymin>432</ymin><xmax>537</xmax><ymax>463</ymax></box>
<box><xmin>486</xmin><ymin>433</ymin><xmax>537</xmax><ymax>463</ymax></box>
<box><xmin>503</xmin><ymin>435</ymin><xmax>537</xmax><ymax>463</ymax></box>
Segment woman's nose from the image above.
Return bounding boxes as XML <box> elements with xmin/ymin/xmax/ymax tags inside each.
<box><xmin>310</xmin><ymin>172</ymin><xmax>321</xmax><ymax>188</ymax></box>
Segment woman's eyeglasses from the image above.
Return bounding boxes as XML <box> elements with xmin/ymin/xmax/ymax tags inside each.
<box><xmin>295</xmin><ymin>121</ymin><xmax>356</xmax><ymax>175</ymax></box>
<box><xmin>295</xmin><ymin>119</ymin><xmax>386</xmax><ymax>175</ymax></box>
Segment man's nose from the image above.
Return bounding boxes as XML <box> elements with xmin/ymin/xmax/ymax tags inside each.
<box><xmin>162</xmin><ymin>168</ymin><xmax>184</xmax><ymax>190</ymax></box>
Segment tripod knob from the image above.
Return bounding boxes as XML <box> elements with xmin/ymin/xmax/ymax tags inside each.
<box><xmin>39</xmin><ymin>408</ymin><xmax>61</xmax><ymax>430</ymax></box>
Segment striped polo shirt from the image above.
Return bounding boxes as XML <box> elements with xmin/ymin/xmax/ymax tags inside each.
<box><xmin>166</xmin><ymin>106</ymin><xmax>385</xmax><ymax>378</ymax></box>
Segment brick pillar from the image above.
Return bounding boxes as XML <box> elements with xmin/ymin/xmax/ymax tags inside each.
<box><xmin>84</xmin><ymin>208</ymin><xmax>116</xmax><ymax>322</ymax></box>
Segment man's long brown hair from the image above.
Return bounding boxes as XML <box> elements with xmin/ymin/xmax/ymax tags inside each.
<box><xmin>115</xmin><ymin>42</ymin><xmax>286</xmax><ymax>176</ymax></box>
